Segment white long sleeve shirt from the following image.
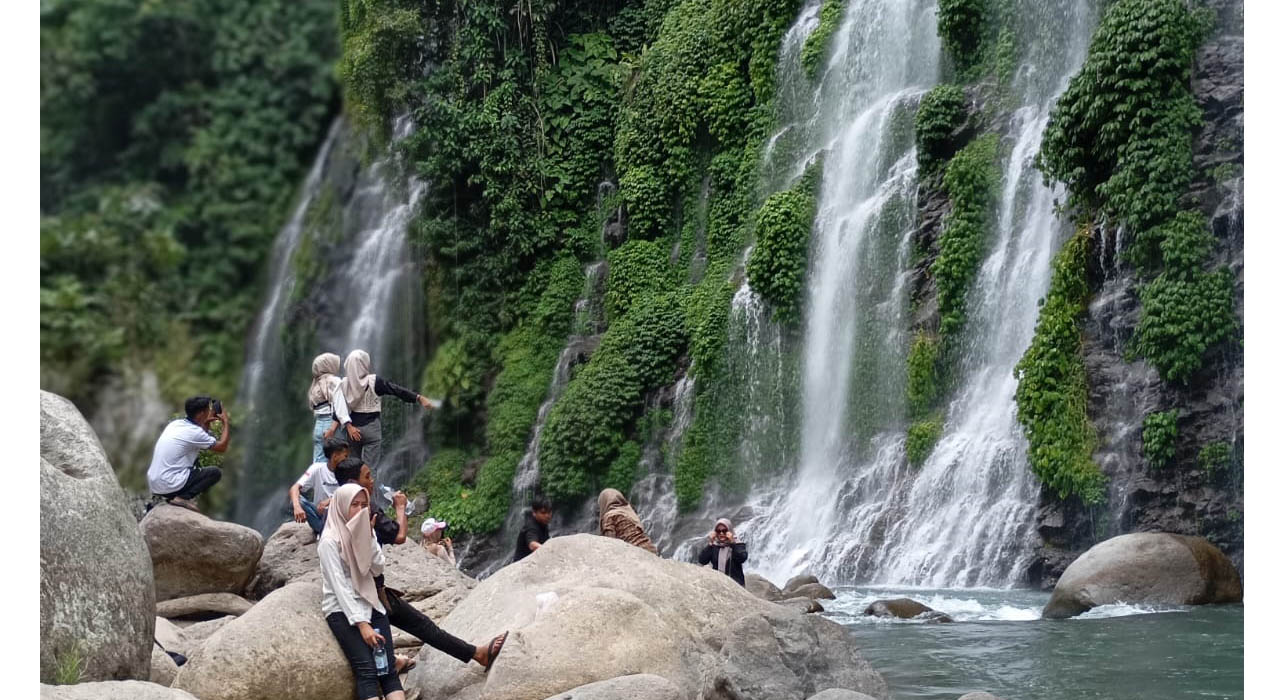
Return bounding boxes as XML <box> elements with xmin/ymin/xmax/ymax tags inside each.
<box><xmin>318</xmin><ymin>535</ymin><xmax>385</xmax><ymax>625</ymax></box>
<box><xmin>317</xmin><ymin>376</ymin><xmax>349</xmax><ymax>420</ymax></box>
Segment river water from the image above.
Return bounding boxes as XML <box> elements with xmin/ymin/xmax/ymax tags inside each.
<box><xmin>825</xmin><ymin>587</ymin><xmax>1242</xmax><ymax>699</ymax></box>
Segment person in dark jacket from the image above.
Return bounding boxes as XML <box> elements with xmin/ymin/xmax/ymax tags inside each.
<box><xmin>698</xmin><ymin>518</ymin><xmax>748</xmax><ymax>586</ymax></box>
<box><xmin>513</xmin><ymin>496</ymin><xmax>552</xmax><ymax>562</ymax></box>
<box><xmin>333</xmin><ymin>349</ymin><xmax>437</xmax><ymax>476</ymax></box>
<box><xmin>333</xmin><ymin>458</ymin><xmax>507</xmax><ymax>674</ymax></box>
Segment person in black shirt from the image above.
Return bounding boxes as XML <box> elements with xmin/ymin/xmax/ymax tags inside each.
<box><xmin>333</xmin><ymin>459</ymin><xmax>507</xmax><ymax>673</ymax></box>
<box><xmin>698</xmin><ymin>518</ymin><xmax>748</xmax><ymax>586</ymax></box>
<box><xmin>513</xmin><ymin>496</ymin><xmax>553</xmax><ymax>562</ymax></box>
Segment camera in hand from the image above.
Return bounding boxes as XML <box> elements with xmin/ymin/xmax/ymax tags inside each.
<box><xmin>211</xmin><ymin>399</ymin><xmax>223</xmax><ymax>415</ymax></box>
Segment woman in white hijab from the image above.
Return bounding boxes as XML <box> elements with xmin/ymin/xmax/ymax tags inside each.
<box><xmin>332</xmin><ymin>349</ymin><xmax>436</xmax><ymax>475</ymax></box>
<box><xmin>308</xmin><ymin>353</ymin><xmax>346</xmax><ymax>463</ymax></box>
<box><xmin>319</xmin><ymin>483</ymin><xmax>403</xmax><ymax>699</ymax></box>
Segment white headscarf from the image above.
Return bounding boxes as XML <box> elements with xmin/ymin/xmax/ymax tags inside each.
<box><xmin>308</xmin><ymin>353</ymin><xmax>341</xmax><ymax>408</ymax></box>
<box><xmin>340</xmin><ymin>349</ymin><xmax>380</xmax><ymax>413</ymax></box>
<box><xmin>712</xmin><ymin>518</ymin><xmax>734</xmax><ymax>572</ymax></box>
<box><xmin>321</xmin><ymin>483</ymin><xmax>380</xmax><ymax>607</ymax></box>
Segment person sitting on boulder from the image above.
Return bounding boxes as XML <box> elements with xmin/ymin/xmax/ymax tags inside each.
<box><xmin>597</xmin><ymin>488</ymin><xmax>658</xmax><ymax>555</ymax></box>
<box><xmin>333</xmin><ymin>459</ymin><xmax>507</xmax><ymax>675</ymax></box>
<box><xmin>420</xmin><ymin>518</ymin><xmax>457</xmax><ymax>567</ymax></box>
<box><xmin>288</xmin><ymin>437</ymin><xmax>349</xmax><ymax>537</ymax></box>
<box><xmin>513</xmin><ymin>495</ymin><xmax>552</xmax><ymax>562</ymax></box>
<box><xmin>146</xmin><ymin>396</ymin><xmax>231</xmax><ymax>512</ymax></box>
<box><xmin>698</xmin><ymin>518</ymin><xmax>748</xmax><ymax>586</ymax></box>
<box><xmin>332</xmin><ymin>349</ymin><xmax>436</xmax><ymax>477</ymax></box>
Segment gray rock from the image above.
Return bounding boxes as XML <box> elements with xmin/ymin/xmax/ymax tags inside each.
<box><xmin>807</xmin><ymin>690</ymin><xmax>880</xmax><ymax>700</ymax></box>
<box><xmin>787</xmin><ymin>582</ymin><xmax>836</xmax><ymax>600</ymax></box>
<box><xmin>151</xmin><ymin>644</ymin><xmax>178</xmax><ymax>687</ymax></box>
<box><xmin>140</xmin><ymin>505</ymin><xmax>264</xmax><ymax>601</ymax></box>
<box><xmin>40</xmin><ymin>681</ymin><xmax>200</xmax><ymax>700</ymax></box>
<box><xmin>154</xmin><ymin>618</ymin><xmax>184</xmax><ymax>654</ymax></box>
<box><xmin>779</xmin><ymin>597</ymin><xmax>825</xmax><ymax>614</ymax></box>
<box><xmin>40</xmin><ymin>391</ymin><xmax>155</xmax><ymax>683</ymax></box>
<box><xmin>864</xmin><ymin>598</ymin><xmax>953</xmax><ymax>623</ymax></box>
<box><xmin>406</xmin><ymin>534</ymin><xmax>887</xmax><ymax>700</ymax></box>
<box><xmin>245</xmin><ymin>522</ymin><xmax>319</xmax><ymax>600</ymax></box>
<box><xmin>157</xmin><ymin>592</ymin><xmax>253</xmax><ymax>619</ymax></box>
<box><xmin>172</xmin><ymin>582</ymin><xmax>354</xmax><ymax>700</ymax></box>
<box><xmin>782</xmin><ymin>574</ymin><xmax>820</xmax><ymax>595</ymax></box>
<box><xmin>1043</xmin><ymin>533</ymin><xmax>1242</xmax><ymax>619</ymax></box>
<box><xmin>167</xmin><ymin>616</ymin><xmax>233</xmax><ymax>659</ymax></box>
<box><xmin>541</xmin><ymin>674</ymin><xmax>683</xmax><ymax>700</ymax></box>
<box><xmin>746</xmin><ymin>573</ymin><xmax>785</xmax><ymax>602</ymax></box>
<box><xmin>956</xmin><ymin>693</ymin><xmax>1005</xmax><ymax>700</ymax></box>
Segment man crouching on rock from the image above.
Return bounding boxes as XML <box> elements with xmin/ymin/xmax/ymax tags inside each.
<box><xmin>333</xmin><ymin>458</ymin><xmax>508</xmax><ymax>675</ymax></box>
<box><xmin>146</xmin><ymin>396</ymin><xmax>230</xmax><ymax>513</ymax></box>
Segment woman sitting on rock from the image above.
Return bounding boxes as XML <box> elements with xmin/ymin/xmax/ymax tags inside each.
<box><xmin>698</xmin><ymin>518</ymin><xmax>748</xmax><ymax>586</ymax></box>
<box><xmin>597</xmin><ymin>488</ymin><xmax>658</xmax><ymax>554</ymax></box>
<box><xmin>419</xmin><ymin>518</ymin><xmax>456</xmax><ymax>567</ymax></box>
<box><xmin>319</xmin><ymin>483</ymin><xmax>405</xmax><ymax>700</ymax></box>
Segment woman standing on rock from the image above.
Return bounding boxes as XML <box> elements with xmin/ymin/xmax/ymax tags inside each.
<box><xmin>597</xmin><ymin>488</ymin><xmax>658</xmax><ymax>555</ymax></box>
<box><xmin>333</xmin><ymin>349</ymin><xmax>436</xmax><ymax>476</ymax></box>
<box><xmin>698</xmin><ymin>518</ymin><xmax>748</xmax><ymax>586</ymax></box>
<box><xmin>319</xmin><ymin>483</ymin><xmax>405</xmax><ymax>700</ymax></box>
<box><xmin>308</xmin><ymin>352</ymin><xmax>347</xmax><ymax>463</ymax></box>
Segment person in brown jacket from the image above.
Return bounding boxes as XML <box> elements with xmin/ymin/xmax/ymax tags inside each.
<box><xmin>598</xmin><ymin>488</ymin><xmax>658</xmax><ymax>555</ymax></box>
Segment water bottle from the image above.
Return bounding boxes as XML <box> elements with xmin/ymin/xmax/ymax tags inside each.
<box><xmin>373</xmin><ymin>641</ymin><xmax>389</xmax><ymax>676</ymax></box>
<box><xmin>379</xmin><ymin>485</ymin><xmax>414</xmax><ymax>516</ymax></box>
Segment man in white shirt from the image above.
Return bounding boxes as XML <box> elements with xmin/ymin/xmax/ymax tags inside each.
<box><xmin>289</xmin><ymin>437</ymin><xmax>349</xmax><ymax>536</ymax></box>
<box><xmin>146</xmin><ymin>396</ymin><xmax>231</xmax><ymax>512</ymax></box>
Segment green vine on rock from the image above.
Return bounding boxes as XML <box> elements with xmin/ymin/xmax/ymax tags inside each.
<box><xmin>914</xmin><ymin>84</ymin><xmax>970</xmax><ymax>177</ymax></box>
<box><xmin>933</xmin><ymin>133</ymin><xmax>999</xmax><ymax>337</ymax></box>
<box><xmin>800</xmin><ymin>0</ymin><xmax>846</xmax><ymax>80</ymax></box>
<box><xmin>1141</xmin><ymin>409</ymin><xmax>1179</xmax><ymax>469</ymax></box>
<box><xmin>746</xmin><ymin>162</ymin><xmax>820</xmax><ymax>323</ymax></box>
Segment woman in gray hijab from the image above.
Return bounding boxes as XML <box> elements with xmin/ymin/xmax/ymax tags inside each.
<box><xmin>697</xmin><ymin>518</ymin><xmax>748</xmax><ymax>586</ymax></box>
<box><xmin>332</xmin><ymin>349</ymin><xmax>436</xmax><ymax>474</ymax></box>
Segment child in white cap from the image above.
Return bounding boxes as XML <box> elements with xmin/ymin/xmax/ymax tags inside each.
<box><xmin>420</xmin><ymin>518</ymin><xmax>456</xmax><ymax>567</ymax></box>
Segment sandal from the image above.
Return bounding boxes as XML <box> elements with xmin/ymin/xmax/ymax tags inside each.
<box><xmin>395</xmin><ymin>655</ymin><xmax>417</xmax><ymax>674</ymax></box>
<box><xmin>482</xmin><ymin>631</ymin><xmax>509</xmax><ymax>673</ymax></box>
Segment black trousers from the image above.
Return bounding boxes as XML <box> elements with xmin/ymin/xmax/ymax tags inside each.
<box><xmin>161</xmin><ymin>466</ymin><xmax>222</xmax><ymax>501</ymax></box>
<box><xmin>325</xmin><ymin>609</ymin><xmax>403</xmax><ymax>699</ymax></box>
<box><xmin>384</xmin><ymin>587</ymin><xmax>475</xmax><ymax>663</ymax></box>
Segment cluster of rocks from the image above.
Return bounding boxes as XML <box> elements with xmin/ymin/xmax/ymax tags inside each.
<box><xmin>39</xmin><ymin>390</ymin><xmax>1242</xmax><ymax>700</ymax></box>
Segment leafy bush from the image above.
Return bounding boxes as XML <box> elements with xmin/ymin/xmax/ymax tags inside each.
<box><xmin>605</xmin><ymin>240</ymin><xmax>671</xmax><ymax>322</ymax></box>
<box><xmin>906</xmin><ymin>419</ymin><xmax>943</xmax><ymax>466</ymax></box>
<box><xmin>933</xmin><ymin>134</ymin><xmax>999</xmax><ymax>336</ymax></box>
<box><xmin>801</xmin><ymin>0</ymin><xmax>846</xmax><ymax>80</ymax></box>
<box><xmin>1198</xmin><ymin>441</ymin><xmax>1232</xmax><ymax>475</ymax></box>
<box><xmin>746</xmin><ymin>167</ymin><xmax>819</xmax><ymax>322</ymax></box>
<box><xmin>1141</xmin><ymin>409</ymin><xmax>1179</xmax><ymax>469</ymax></box>
<box><xmin>1013</xmin><ymin>229</ymin><xmax>1106</xmax><ymax>504</ymax></box>
<box><xmin>915</xmin><ymin>84</ymin><xmax>969</xmax><ymax>176</ymax></box>
<box><xmin>936</xmin><ymin>0</ymin><xmax>988</xmax><ymax>74</ymax></box>
<box><xmin>905</xmin><ymin>331</ymin><xmax>941</xmax><ymax>420</ymax></box>
<box><xmin>1134</xmin><ymin>270</ymin><xmax>1236</xmax><ymax>384</ymax></box>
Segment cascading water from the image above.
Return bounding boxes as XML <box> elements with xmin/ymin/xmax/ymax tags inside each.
<box><xmin>233</xmin><ymin>116</ymin><xmax>429</xmax><ymax>532</ymax></box>
<box><xmin>736</xmin><ymin>0</ymin><xmax>1098</xmax><ymax>587</ymax></box>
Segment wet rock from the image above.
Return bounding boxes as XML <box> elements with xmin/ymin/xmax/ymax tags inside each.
<box><xmin>140</xmin><ymin>505</ymin><xmax>264</xmax><ymax>601</ymax></box>
<box><xmin>1042</xmin><ymin>533</ymin><xmax>1241</xmax><ymax>619</ymax></box>
<box><xmin>788</xmin><ymin>582</ymin><xmax>836</xmax><ymax>600</ymax></box>
<box><xmin>746</xmin><ymin>573</ymin><xmax>785</xmax><ymax>602</ymax></box>
<box><xmin>40</xmin><ymin>391</ymin><xmax>155</xmax><ymax>683</ymax></box>
<box><xmin>807</xmin><ymin>690</ymin><xmax>880</xmax><ymax>700</ymax></box>
<box><xmin>782</xmin><ymin>574</ymin><xmax>821</xmax><ymax>595</ymax></box>
<box><xmin>41</xmin><ymin>681</ymin><xmax>200</xmax><ymax>700</ymax></box>
<box><xmin>956</xmin><ymin>693</ymin><xmax>1005</xmax><ymax>700</ymax></box>
<box><xmin>779</xmin><ymin>597</ymin><xmax>825</xmax><ymax>614</ymax></box>
<box><xmin>156</xmin><ymin>592</ymin><xmax>253</xmax><ymax>619</ymax></box>
<box><xmin>540</xmin><ymin>674</ymin><xmax>683</xmax><ymax>700</ymax></box>
<box><xmin>864</xmin><ymin>598</ymin><xmax>953</xmax><ymax>623</ymax></box>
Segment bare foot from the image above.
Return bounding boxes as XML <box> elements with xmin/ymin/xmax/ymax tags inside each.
<box><xmin>395</xmin><ymin>655</ymin><xmax>416</xmax><ymax>673</ymax></box>
<box><xmin>473</xmin><ymin>631</ymin><xmax>508</xmax><ymax>669</ymax></box>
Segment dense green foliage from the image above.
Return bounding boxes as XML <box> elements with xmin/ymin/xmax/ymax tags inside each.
<box><xmin>914</xmin><ymin>85</ymin><xmax>969</xmax><ymax>177</ymax></box>
<box><xmin>905</xmin><ymin>332</ymin><xmax>940</xmax><ymax>420</ymax></box>
<box><xmin>800</xmin><ymin>0</ymin><xmax>846</xmax><ymax>80</ymax></box>
<box><xmin>1198</xmin><ymin>441</ymin><xmax>1232</xmax><ymax>476</ymax></box>
<box><xmin>1141</xmin><ymin>409</ymin><xmax>1179</xmax><ymax>469</ymax></box>
<box><xmin>41</xmin><ymin>0</ymin><xmax>339</xmax><ymax>410</ymax></box>
<box><xmin>936</xmin><ymin>0</ymin><xmax>988</xmax><ymax>75</ymax></box>
<box><xmin>906</xmin><ymin>419</ymin><xmax>943</xmax><ymax>467</ymax></box>
<box><xmin>746</xmin><ymin>166</ymin><xmax>819</xmax><ymax>322</ymax></box>
<box><xmin>1013</xmin><ymin>230</ymin><xmax>1106</xmax><ymax>504</ymax></box>
<box><xmin>933</xmin><ymin>134</ymin><xmax>999</xmax><ymax>336</ymax></box>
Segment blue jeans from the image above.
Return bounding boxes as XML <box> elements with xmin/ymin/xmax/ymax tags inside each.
<box><xmin>313</xmin><ymin>413</ymin><xmax>334</xmax><ymax>463</ymax></box>
<box><xmin>300</xmin><ymin>495</ymin><xmax>324</xmax><ymax>536</ymax></box>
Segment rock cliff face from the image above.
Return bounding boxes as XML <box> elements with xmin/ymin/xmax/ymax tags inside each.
<box><xmin>1033</xmin><ymin>0</ymin><xmax>1244</xmax><ymax>587</ymax></box>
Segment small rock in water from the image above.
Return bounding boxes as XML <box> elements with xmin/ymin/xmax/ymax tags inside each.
<box><xmin>956</xmin><ymin>692</ymin><xmax>1006</xmax><ymax>700</ymax></box>
<box><xmin>864</xmin><ymin>598</ymin><xmax>953</xmax><ymax>623</ymax></box>
<box><xmin>783</xmin><ymin>573</ymin><xmax>821</xmax><ymax>595</ymax></box>
<box><xmin>745</xmin><ymin>573</ymin><xmax>785</xmax><ymax>601</ymax></box>
<box><xmin>806</xmin><ymin>689</ymin><xmax>880</xmax><ymax>700</ymax></box>
<box><xmin>787</xmin><ymin>582</ymin><xmax>837</xmax><ymax>600</ymax></box>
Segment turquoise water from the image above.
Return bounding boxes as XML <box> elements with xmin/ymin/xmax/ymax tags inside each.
<box><xmin>827</xmin><ymin>587</ymin><xmax>1243</xmax><ymax>700</ymax></box>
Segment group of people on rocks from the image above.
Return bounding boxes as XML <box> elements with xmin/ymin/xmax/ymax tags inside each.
<box><xmin>143</xmin><ymin>349</ymin><xmax>750</xmax><ymax>700</ymax></box>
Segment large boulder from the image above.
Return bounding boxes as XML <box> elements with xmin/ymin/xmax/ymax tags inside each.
<box><xmin>864</xmin><ymin>598</ymin><xmax>953</xmax><ymax>623</ymax></box>
<box><xmin>151</xmin><ymin>644</ymin><xmax>178</xmax><ymax>687</ymax></box>
<box><xmin>40</xmin><ymin>391</ymin><xmax>155</xmax><ymax>682</ymax></box>
<box><xmin>406</xmin><ymin>534</ymin><xmax>887</xmax><ymax>700</ymax></box>
<box><xmin>157</xmin><ymin>592</ymin><xmax>253</xmax><ymax>619</ymax></box>
<box><xmin>140</xmin><ymin>505</ymin><xmax>264</xmax><ymax>601</ymax></box>
<box><xmin>746</xmin><ymin>574</ymin><xmax>785</xmax><ymax>602</ymax></box>
<box><xmin>807</xmin><ymin>691</ymin><xmax>879</xmax><ymax>700</ymax></box>
<box><xmin>541</xmin><ymin>674</ymin><xmax>683</xmax><ymax>700</ymax></box>
<box><xmin>172</xmin><ymin>582</ymin><xmax>353</xmax><ymax>700</ymax></box>
<box><xmin>1042</xmin><ymin>533</ymin><xmax>1242</xmax><ymax>619</ymax></box>
<box><xmin>248</xmin><ymin>522</ymin><xmax>476</xmax><ymax>619</ymax></box>
<box><xmin>788</xmin><ymin>582</ymin><xmax>836</xmax><ymax>600</ymax></box>
<box><xmin>41</xmin><ymin>681</ymin><xmax>199</xmax><ymax>700</ymax></box>
<box><xmin>782</xmin><ymin>574</ymin><xmax>820</xmax><ymax>595</ymax></box>
<box><xmin>165</xmin><ymin>616</ymin><xmax>233</xmax><ymax>659</ymax></box>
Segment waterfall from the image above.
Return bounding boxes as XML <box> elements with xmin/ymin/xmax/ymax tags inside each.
<box><xmin>736</xmin><ymin>0</ymin><xmax>1098</xmax><ymax>586</ymax></box>
<box><xmin>233</xmin><ymin>116</ymin><xmax>429</xmax><ymax>532</ymax></box>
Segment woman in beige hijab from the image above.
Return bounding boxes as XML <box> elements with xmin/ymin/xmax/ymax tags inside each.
<box><xmin>308</xmin><ymin>353</ymin><xmax>345</xmax><ymax>463</ymax></box>
<box><xmin>598</xmin><ymin>488</ymin><xmax>658</xmax><ymax>555</ymax></box>
<box><xmin>332</xmin><ymin>349</ymin><xmax>437</xmax><ymax>475</ymax></box>
<box><xmin>318</xmin><ymin>483</ymin><xmax>404</xmax><ymax>700</ymax></box>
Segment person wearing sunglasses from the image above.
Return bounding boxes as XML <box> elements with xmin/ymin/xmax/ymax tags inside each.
<box><xmin>697</xmin><ymin>518</ymin><xmax>748</xmax><ymax>586</ymax></box>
